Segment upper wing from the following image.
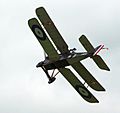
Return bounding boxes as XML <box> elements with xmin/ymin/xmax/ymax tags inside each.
<box><xmin>28</xmin><ymin>18</ymin><xmax>59</xmax><ymax>61</ymax></box>
<box><xmin>70</xmin><ymin>62</ymin><xmax>105</xmax><ymax>91</ymax></box>
<box><xmin>36</xmin><ymin>7</ymin><xmax>69</xmax><ymax>54</ymax></box>
<box><xmin>59</xmin><ymin>68</ymin><xmax>99</xmax><ymax>103</ymax></box>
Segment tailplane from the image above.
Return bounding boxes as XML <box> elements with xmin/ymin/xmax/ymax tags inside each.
<box><xmin>79</xmin><ymin>35</ymin><xmax>110</xmax><ymax>71</ymax></box>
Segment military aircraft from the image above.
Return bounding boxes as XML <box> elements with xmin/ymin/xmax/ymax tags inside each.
<box><xmin>28</xmin><ymin>7</ymin><xmax>110</xmax><ymax>103</ymax></box>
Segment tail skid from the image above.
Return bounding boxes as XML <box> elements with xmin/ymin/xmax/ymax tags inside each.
<box><xmin>79</xmin><ymin>35</ymin><xmax>110</xmax><ymax>71</ymax></box>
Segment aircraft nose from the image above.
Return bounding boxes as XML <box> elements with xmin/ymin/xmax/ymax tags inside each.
<box><xmin>36</xmin><ymin>62</ymin><xmax>43</xmax><ymax>68</ymax></box>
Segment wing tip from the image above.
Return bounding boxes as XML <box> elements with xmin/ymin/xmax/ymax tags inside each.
<box><xmin>86</xmin><ymin>97</ymin><xmax>99</xmax><ymax>103</ymax></box>
<box><xmin>96</xmin><ymin>100</ymin><xmax>99</xmax><ymax>103</ymax></box>
<box><xmin>28</xmin><ymin>18</ymin><xmax>36</xmax><ymax>23</ymax></box>
<box><xmin>79</xmin><ymin>34</ymin><xmax>86</xmax><ymax>40</ymax></box>
<box><xmin>93</xmin><ymin>86</ymin><xmax>106</xmax><ymax>92</ymax></box>
<box><xmin>36</xmin><ymin>7</ymin><xmax>45</xmax><ymax>14</ymax></box>
<box><xmin>28</xmin><ymin>18</ymin><xmax>38</xmax><ymax>29</ymax></box>
<box><xmin>100</xmin><ymin>66</ymin><xmax>110</xmax><ymax>71</ymax></box>
<box><xmin>107</xmin><ymin>67</ymin><xmax>110</xmax><ymax>71</ymax></box>
<box><xmin>94</xmin><ymin>99</ymin><xmax>99</xmax><ymax>103</ymax></box>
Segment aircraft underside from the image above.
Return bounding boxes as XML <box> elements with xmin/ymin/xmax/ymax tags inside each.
<box><xmin>28</xmin><ymin>7</ymin><xmax>110</xmax><ymax>103</ymax></box>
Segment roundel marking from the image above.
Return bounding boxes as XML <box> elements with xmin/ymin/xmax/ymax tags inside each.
<box><xmin>75</xmin><ymin>85</ymin><xmax>91</xmax><ymax>98</ymax></box>
<box><xmin>78</xmin><ymin>87</ymin><xmax>89</xmax><ymax>97</ymax></box>
<box><xmin>34</xmin><ymin>27</ymin><xmax>44</xmax><ymax>38</ymax></box>
<box><xmin>32</xmin><ymin>25</ymin><xmax>46</xmax><ymax>40</ymax></box>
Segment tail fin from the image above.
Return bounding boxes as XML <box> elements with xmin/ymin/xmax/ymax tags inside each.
<box><xmin>79</xmin><ymin>35</ymin><xmax>110</xmax><ymax>71</ymax></box>
<box><xmin>93</xmin><ymin>45</ymin><xmax>104</xmax><ymax>56</ymax></box>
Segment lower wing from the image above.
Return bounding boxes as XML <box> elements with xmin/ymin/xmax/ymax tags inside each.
<box><xmin>59</xmin><ymin>68</ymin><xmax>99</xmax><ymax>103</ymax></box>
<box><xmin>70</xmin><ymin>62</ymin><xmax>105</xmax><ymax>91</ymax></box>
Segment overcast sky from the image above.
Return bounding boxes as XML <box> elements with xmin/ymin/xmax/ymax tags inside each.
<box><xmin>0</xmin><ymin>0</ymin><xmax>120</xmax><ymax>113</ymax></box>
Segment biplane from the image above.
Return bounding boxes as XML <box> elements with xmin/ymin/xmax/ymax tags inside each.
<box><xmin>28</xmin><ymin>7</ymin><xmax>110</xmax><ymax>103</ymax></box>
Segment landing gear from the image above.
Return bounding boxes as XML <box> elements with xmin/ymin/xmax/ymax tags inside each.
<box><xmin>36</xmin><ymin>61</ymin><xmax>59</xmax><ymax>84</ymax></box>
<box><xmin>48</xmin><ymin>77</ymin><xmax>56</xmax><ymax>84</ymax></box>
<box><xmin>41</xmin><ymin>67</ymin><xmax>59</xmax><ymax>84</ymax></box>
<box><xmin>36</xmin><ymin>61</ymin><xmax>44</xmax><ymax>68</ymax></box>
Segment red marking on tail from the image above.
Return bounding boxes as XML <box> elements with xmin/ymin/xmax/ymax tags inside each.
<box><xmin>93</xmin><ymin>45</ymin><xmax>104</xmax><ymax>56</ymax></box>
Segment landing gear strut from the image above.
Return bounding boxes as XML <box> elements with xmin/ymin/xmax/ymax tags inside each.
<box><xmin>41</xmin><ymin>67</ymin><xmax>59</xmax><ymax>84</ymax></box>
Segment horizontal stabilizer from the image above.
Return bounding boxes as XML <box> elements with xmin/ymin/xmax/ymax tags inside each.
<box><xmin>79</xmin><ymin>35</ymin><xmax>95</xmax><ymax>52</ymax></box>
<box><xmin>79</xmin><ymin>35</ymin><xmax>110</xmax><ymax>71</ymax></box>
<box><xmin>92</xmin><ymin>55</ymin><xmax>110</xmax><ymax>71</ymax></box>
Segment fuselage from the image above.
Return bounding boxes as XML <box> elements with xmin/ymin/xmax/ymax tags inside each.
<box><xmin>37</xmin><ymin>51</ymin><xmax>92</xmax><ymax>70</ymax></box>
